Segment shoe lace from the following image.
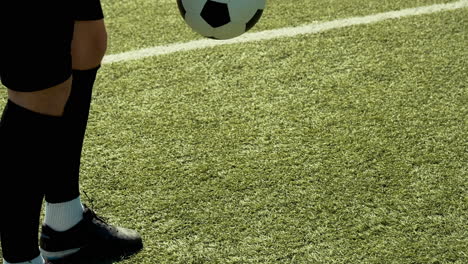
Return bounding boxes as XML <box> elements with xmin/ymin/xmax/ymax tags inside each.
<box><xmin>82</xmin><ymin>191</ymin><xmax>113</xmax><ymax>228</ymax></box>
<box><xmin>91</xmin><ymin>211</ymin><xmax>113</xmax><ymax>228</ymax></box>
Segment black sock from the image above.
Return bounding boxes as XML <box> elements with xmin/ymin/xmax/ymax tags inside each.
<box><xmin>44</xmin><ymin>66</ymin><xmax>100</xmax><ymax>203</ymax></box>
<box><xmin>0</xmin><ymin>100</ymin><xmax>66</xmax><ymax>263</ymax></box>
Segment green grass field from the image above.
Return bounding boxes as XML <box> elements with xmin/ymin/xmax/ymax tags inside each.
<box><xmin>1</xmin><ymin>0</ymin><xmax>467</xmax><ymax>263</ymax></box>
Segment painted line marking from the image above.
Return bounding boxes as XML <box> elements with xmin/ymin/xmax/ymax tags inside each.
<box><xmin>103</xmin><ymin>0</ymin><xmax>468</xmax><ymax>64</ymax></box>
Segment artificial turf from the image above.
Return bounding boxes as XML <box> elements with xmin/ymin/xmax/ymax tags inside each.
<box><xmin>0</xmin><ymin>1</ymin><xmax>466</xmax><ymax>263</ymax></box>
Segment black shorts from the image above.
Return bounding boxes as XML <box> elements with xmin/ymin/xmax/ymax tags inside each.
<box><xmin>0</xmin><ymin>0</ymin><xmax>104</xmax><ymax>92</ymax></box>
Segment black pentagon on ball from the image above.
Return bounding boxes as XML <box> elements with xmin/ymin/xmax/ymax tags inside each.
<box><xmin>176</xmin><ymin>0</ymin><xmax>186</xmax><ymax>17</ymax></box>
<box><xmin>201</xmin><ymin>0</ymin><xmax>231</xmax><ymax>28</ymax></box>
<box><xmin>246</xmin><ymin>9</ymin><xmax>264</xmax><ymax>31</ymax></box>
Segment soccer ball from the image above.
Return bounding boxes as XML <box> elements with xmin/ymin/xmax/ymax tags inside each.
<box><xmin>176</xmin><ymin>0</ymin><xmax>266</xmax><ymax>40</ymax></box>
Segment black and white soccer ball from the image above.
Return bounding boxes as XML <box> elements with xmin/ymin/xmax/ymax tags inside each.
<box><xmin>176</xmin><ymin>0</ymin><xmax>266</xmax><ymax>40</ymax></box>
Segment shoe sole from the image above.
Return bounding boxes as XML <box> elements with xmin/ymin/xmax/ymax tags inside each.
<box><xmin>46</xmin><ymin>242</ymin><xmax>143</xmax><ymax>264</ymax></box>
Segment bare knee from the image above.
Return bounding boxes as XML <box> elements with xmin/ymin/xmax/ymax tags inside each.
<box><xmin>8</xmin><ymin>77</ymin><xmax>72</xmax><ymax>117</ymax></box>
<box><xmin>71</xmin><ymin>19</ymin><xmax>107</xmax><ymax>70</ymax></box>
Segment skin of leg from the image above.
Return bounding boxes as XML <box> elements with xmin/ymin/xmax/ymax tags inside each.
<box><xmin>71</xmin><ymin>19</ymin><xmax>107</xmax><ymax>70</ymax></box>
<box><xmin>7</xmin><ymin>78</ymin><xmax>72</xmax><ymax>117</ymax></box>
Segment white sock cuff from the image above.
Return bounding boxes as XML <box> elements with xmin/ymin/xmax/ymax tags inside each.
<box><xmin>45</xmin><ymin>196</ymin><xmax>84</xmax><ymax>232</ymax></box>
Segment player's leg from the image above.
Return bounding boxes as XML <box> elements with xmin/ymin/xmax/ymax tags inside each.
<box><xmin>61</xmin><ymin>19</ymin><xmax>108</xmax><ymax>198</ymax></box>
<box><xmin>71</xmin><ymin>19</ymin><xmax>108</xmax><ymax>70</ymax></box>
<box><xmin>7</xmin><ymin>80</ymin><xmax>72</xmax><ymax>116</ymax></box>
<box><xmin>39</xmin><ymin>20</ymin><xmax>107</xmax><ymax>262</ymax></box>
<box><xmin>40</xmin><ymin>1</ymin><xmax>143</xmax><ymax>261</ymax></box>
<box><xmin>42</xmin><ymin>19</ymin><xmax>108</xmax><ymax>231</ymax></box>
<box><xmin>0</xmin><ymin>2</ymin><xmax>74</xmax><ymax>263</ymax></box>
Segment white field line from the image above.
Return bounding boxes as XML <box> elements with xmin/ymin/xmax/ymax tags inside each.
<box><xmin>103</xmin><ymin>0</ymin><xmax>468</xmax><ymax>64</ymax></box>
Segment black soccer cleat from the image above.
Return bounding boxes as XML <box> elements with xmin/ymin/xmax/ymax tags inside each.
<box><xmin>40</xmin><ymin>204</ymin><xmax>143</xmax><ymax>263</ymax></box>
